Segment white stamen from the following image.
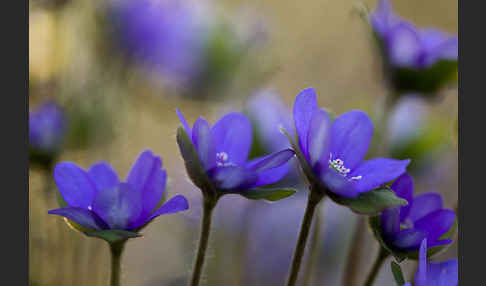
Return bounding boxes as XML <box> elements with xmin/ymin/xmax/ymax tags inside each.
<box><xmin>216</xmin><ymin>152</ymin><xmax>235</xmax><ymax>167</ymax></box>
<box><xmin>328</xmin><ymin>153</ymin><xmax>362</xmax><ymax>181</ymax></box>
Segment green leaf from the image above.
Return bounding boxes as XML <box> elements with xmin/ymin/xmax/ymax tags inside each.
<box><xmin>176</xmin><ymin>127</ymin><xmax>215</xmax><ymax>193</ymax></box>
<box><xmin>390</xmin><ymin>261</ymin><xmax>406</xmax><ymax>286</ymax></box>
<box><xmin>238</xmin><ymin>188</ymin><xmax>297</xmax><ymax>202</ymax></box>
<box><xmin>330</xmin><ymin>187</ymin><xmax>408</xmax><ymax>215</ymax></box>
<box><xmin>85</xmin><ymin>230</ymin><xmax>141</xmax><ymax>243</ymax></box>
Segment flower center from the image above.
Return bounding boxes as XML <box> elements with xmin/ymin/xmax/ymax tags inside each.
<box><xmin>216</xmin><ymin>152</ymin><xmax>235</xmax><ymax>167</ymax></box>
<box><xmin>328</xmin><ymin>154</ymin><xmax>362</xmax><ymax>181</ymax></box>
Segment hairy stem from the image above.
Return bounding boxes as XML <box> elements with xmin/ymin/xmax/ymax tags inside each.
<box><xmin>286</xmin><ymin>189</ymin><xmax>325</xmax><ymax>286</ymax></box>
<box><xmin>189</xmin><ymin>197</ymin><xmax>218</xmax><ymax>286</ymax></box>
<box><xmin>110</xmin><ymin>241</ymin><xmax>126</xmax><ymax>286</ymax></box>
<box><xmin>302</xmin><ymin>203</ymin><xmax>324</xmax><ymax>286</ymax></box>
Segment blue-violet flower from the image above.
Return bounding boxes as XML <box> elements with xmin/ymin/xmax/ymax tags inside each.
<box><xmin>48</xmin><ymin>150</ymin><xmax>189</xmax><ymax>234</ymax></box>
<box><xmin>176</xmin><ymin>110</ymin><xmax>295</xmax><ymax>194</ymax></box>
<box><xmin>29</xmin><ymin>100</ymin><xmax>67</xmax><ymax>157</ymax></box>
<box><xmin>380</xmin><ymin>173</ymin><xmax>455</xmax><ymax>252</ymax></box>
<box><xmin>291</xmin><ymin>88</ymin><xmax>410</xmax><ymax>199</ymax></box>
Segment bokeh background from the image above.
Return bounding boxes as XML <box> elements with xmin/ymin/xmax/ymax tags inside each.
<box><xmin>29</xmin><ymin>0</ymin><xmax>458</xmax><ymax>285</ymax></box>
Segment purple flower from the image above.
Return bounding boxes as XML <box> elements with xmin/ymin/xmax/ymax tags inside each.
<box><xmin>48</xmin><ymin>150</ymin><xmax>189</xmax><ymax>234</ymax></box>
<box><xmin>111</xmin><ymin>0</ymin><xmax>209</xmax><ymax>87</ymax></box>
<box><xmin>404</xmin><ymin>239</ymin><xmax>458</xmax><ymax>286</ymax></box>
<box><xmin>176</xmin><ymin>110</ymin><xmax>295</xmax><ymax>193</ymax></box>
<box><xmin>381</xmin><ymin>174</ymin><xmax>455</xmax><ymax>252</ymax></box>
<box><xmin>292</xmin><ymin>88</ymin><xmax>410</xmax><ymax>199</ymax></box>
<box><xmin>369</xmin><ymin>0</ymin><xmax>457</xmax><ymax>94</ymax></box>
<box><xmin>29</xmin><ymin>100</ymin><xmax>67</xmax><ymax>155</ymax></box>
<box><xmin>370</xmin><ymin>0</ymin><xmax>457</xmax><ymax>69</ymax></box>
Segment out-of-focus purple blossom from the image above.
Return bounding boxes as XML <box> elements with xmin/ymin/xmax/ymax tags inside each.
<box><xmin>370</xmin><ymin>0</ymin><xmax>457</xmax><ymax>69</ymax></box>
<box><xmin>387</xmin><ymin>96</ymin><xmax>427</xmax><ymax>148</ymax></box>
<box><xmin>246</xmin><ymin>90</ymin><xmax>293</xmax><ymax>154</ymax></box>
<box><xmin>386</xmin><ymin>96</ymin><xmax>451</xmax><ymax>174</ymax></box>
<box><xmin>369</xmin><ymin>0</ymin><xmax>458</xmax><ymax>94</ymax></box>
<box><xmin>176</xmin><ymin>110</ymin><xmax>294</xmax><ymax>192</ymax></box>
<box><xmin>380</xmin><ymin>174</ymin><xmax>455</xmax><ymax>252</ymax></box>
<box><xmin>245</xmin><ymin>90</ymin><xmax>302</xmax><ymax>187</ymax></box>
<box><xmin>49</xmin><ymin>150</ymin><xmax>189</xmax><ymax>234</ymax></box>
<box><xmin>403</xmin><ymin>239</ymin><xmax>458</xmax><ymax>286</ymax></box>
<box><xmin>110</xmin><ymin>0</ymin><xmax>211</xmax><ymax>87</ymax></box>
<box><xmin>292</xmin><ymin>88</ymin><xmax>410</xmax><ymax>198</ymax></box>
<box><xmin>29</xmin><ymin>100</ymin><xmax>67</xmax><ymax>156</ymax></box>
<box><xmin>110</xmin><ymin>0</ymin><xmax>268</xmax><ymax>94</ymax></box>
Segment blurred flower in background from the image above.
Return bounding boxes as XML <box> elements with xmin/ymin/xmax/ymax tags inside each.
<box><xmin>29</xmin><ymin>100</ymin><xmax>67</xmax><ymax>167</ymax></box>
<box><xmin>246</xmin><ymin>89</ymin><xmax>293</xmax><ymax>157</ymax></box>
<box><xmin>370</xmin><ymin>0</ymin><xmax>458</xmax><ymax>96</ymax></box>
<box><xmin>387</xmin><ymin>95</ymin><xmax>452</xmax><ymax>174</ymax></box>
<box><xmin>109</xmin><ymin>0</ymin><xmax>268</xmax><ymax>98</ymax></box>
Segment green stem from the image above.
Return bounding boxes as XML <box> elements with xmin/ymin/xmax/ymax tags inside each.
<box><xmin>363</xmin><ymin>248</ymin><xmax>388</xmax><ymax>286</ymax></box>
<box><xmin>109</xmin><ymin>241</ymin><xmax>126</xmax><ymax>286</ymax></box>
<box><xmin>302</xmin><ymin>203</ymin><xmax>323</xmax><ymax>286</ymax></box>
<box><xmin>286</xmin><ymin>189</ymin><xmax>325</xmax><ymax>286</ymax></box>
<box><xmin>189</xmin><ymin>197</ymin><xmax>218</xmax><ymax>286</ymax></box>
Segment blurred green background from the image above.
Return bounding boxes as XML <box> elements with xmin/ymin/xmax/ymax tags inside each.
<box><xmin>29</xmin><ymin>0</ymin><xmax>458</xmax><ymax>285</ymax></box>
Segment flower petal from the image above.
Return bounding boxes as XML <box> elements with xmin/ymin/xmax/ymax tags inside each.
<box><xmin>176</xmin><ymin>109</ymin><xmax>192</xmax><ymax>136</ymax></box>
<box><xmin>427</xmin><ymin>259</ymin><xmax>458</xmax><ymax>286</ymax></box>
<box><xmin>247</xmin><ymin>149</ymin><xmax>294</xmax><ymax>173</ymax></box>
<box><xmin>321</xmin><ymin>169</ymin><xmax>359</xmax><ymax>198</ymax></box>
<box><xmin>415</xmin><ymin>239</ymin><xmax>427</xmax><ymax>286</ymax></box>
<box><xmin>126</xmin><ymin>150</ymin><xmax>161</xmax><ymax>191</ymax></box>
<box><xmin>387</xmin><ymin>22</ymin><xmax>422</xmax><ymax>67</ymax></box>
<box><xmin>134</xmin><ymin>195</ymin><xmax>189</xmax><ymax>229</ymax></box>
<box><xmin>293</xmin><ymin>88</ymin><xmax>318</xmax><ymax>158</ymax></box>
<box><xmin>48</xmin><ymin>207</ymin><xmax>108</xmax><ymax>230</ymax></box>
<box><xmin>211</xmin><ymin>113</ymin><xmax>252</xmax><ymax>166</ymax></box>
<box><xmin>88</xmin><ymin>162</ymin><xmax>119</xmax><ymax>192</ymax></box>
<box><xmin>251</xmin><ymin>164</ymin><xmax>290</xmax><ymax>188</ymax></box>
<box><xmin>392</xmin><ymin>228</ymin><xmax>427</xmax><ymax>250</ymax></box>
<box><xmin>351</xmin><ymin>158</ymin><xmax>410</xmax><ymax>193</ymax></box>
<box><xmin>390</xmin><ymin>173</ymin><xmax>414</xmax><ymax>221</ymax></box>
<box><xmin>54</xmin><ymin>162</ymin><xmax>97</xmax><ymax>209</ymax></box>
<box><xmin>329</xmin><ymin>110</ymin><xmax>373</xmax><ymax>170</ymax></box>
<box><xmin>307</xmin><ymin>109</ymin><xmax>331</xmax><ymax>169</ymax></box>
<box><xmin>408</xmin><ymin>192</ymin><xmax>443</xmax><ymax>223</ymax></box>
<box><xmin>125</xmin><ymin>150</ymin><xmax>167</xmax><ymax>219</ymax></box>
<box><xmin>192</xmin><ymin>117</ymin><xmax>216</xmax><ymax>170</ymax></box>
<box><xmin>370</xmin><ymin>0</ymin><xmax>396</xmax><ymax>36</ymax></box>
<box><xmin>208</xmin><ymin>166</ymin><xmax>258</xmax><ymax>190</ymax></box>
<box><xmin>414</xmin><ymin>209</ymin><xmax>455</xmax><ymax>243</ymax></box>
<box><xmin>381</xmin><ymin>206</ymin><xmax>401</xmax><ymax>239</ymax></box>
<box><xmin>92</xmin><ymin>183</ymin><xmax>143</xmax><ymax>230</ymax></box>
<box><xmin>149</xmin><ymin>195</ymin><xmax>189</xmax><ymax>220</ymax></box>
<box><xmin>140</xmin><ymin>168</ymin><xmax>167</xmax><ymax>220</ymax></box>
